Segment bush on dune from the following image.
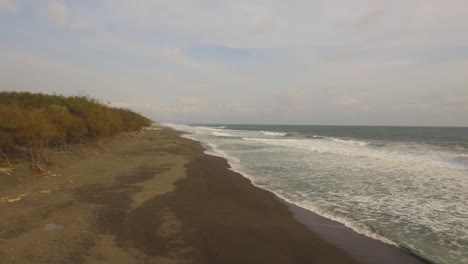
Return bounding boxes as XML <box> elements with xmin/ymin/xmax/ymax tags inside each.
<box><xmin>0</xmin><ymin>91</ymin><xmax>151</xmax><ymax>169</ymax></box>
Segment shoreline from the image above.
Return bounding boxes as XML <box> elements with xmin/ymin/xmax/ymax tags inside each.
<box><xmin>178</xmin><ymin>127</ymin><xmax>432</xmax><ymax>264</ymax></box>
<box><xmin>0</xmin><ymin>126</ymin><xmax>355</xmax><ymax>263</ymax></box>
<box><xmin>0</xmin><ymin>125</ymin><xmax>430</xmax><ymax>263</ymax></box>
<box><xmin>283</xmin><ymin>198</ymin><xmax>431</xmax><ymax>264</ymax></box>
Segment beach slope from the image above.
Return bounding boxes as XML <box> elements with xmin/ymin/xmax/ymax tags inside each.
<box><xmin>0</xmin><ymin>126</ymin><xmax>356</xmax><ymax>263</ymax></box>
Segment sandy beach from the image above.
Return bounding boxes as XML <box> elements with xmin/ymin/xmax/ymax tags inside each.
<box><xmin>0</xmin><ymin>125</ymin><xmax>427</xmax><ymax>263</ymax></box>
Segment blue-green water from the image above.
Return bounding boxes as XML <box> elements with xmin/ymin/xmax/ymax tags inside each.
<box><xmin>168</xmin><ymin>124</ymin><xmax>468</xmax><ymax>264</ymax></box>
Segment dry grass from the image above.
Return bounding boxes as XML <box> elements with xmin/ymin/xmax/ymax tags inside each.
<box><xmin>0</xmin><ymin>167</ymin><xmax>12</xmax><ymax>175</ymax></box>
<box><xmin>0</xmin><ymin>91</ymin><xmax>152</xmax><ymax>171</ymax></box>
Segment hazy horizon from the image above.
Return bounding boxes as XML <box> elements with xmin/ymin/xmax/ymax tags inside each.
<box><xmin>1</xmin><ymin>0</ymin><xmax>468</xmax><ymax>126</ymax></box>
<box><xmin>178</xmin><ymin>122</ymin><xmax>468</xmax><ymax>128</ymax></box>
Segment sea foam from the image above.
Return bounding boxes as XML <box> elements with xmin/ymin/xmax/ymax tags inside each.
<box><xmin>164</xmin><ymin>123</ymin><xmax>468</xmax><ymax>264</ymax></box>
<box><xmin>260</xmin><ymin>131</ymin><xmax>289</xmax><ymax>136</ymax></box>
<box><xmin>212</xmin><ymin>131</ymin><xmax>235</xmax><ymax>137</ymax></box>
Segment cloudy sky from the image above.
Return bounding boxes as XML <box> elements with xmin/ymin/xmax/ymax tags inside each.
<box><xmin>1</xmin><ymin>0</ymin><xmax>468</xmax><ymax>126</ymax></box>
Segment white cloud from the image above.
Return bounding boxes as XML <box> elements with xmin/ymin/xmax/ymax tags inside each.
<box><xmin>3</xmin><ymin>1</ymin><xmax>468</xmax><ymax>125</ymax></box>
<box><xmin>102</xmin><ymin>0</ymin><xmax>468</xmax><ymax>51</ymax></box>
<box><xmin>276</xmin><ymin>89</ymin><xmax>306</xmax><ymax>112</ymax></box>
<box><xmin>41</xmin><ymin>1</ymin><xmax>95</xmax><ymax>32</ymax></box>
<box><xmin>0</xmin><ymin>0</ymin><xmax>17</xmax><ymax>13</ymax></box>
<box><xmin>0</xmin><ymin>50</ymin><xmax>159</xmax><ymax>109</ymax></box>
<box><xmin>178</xmin><ymin>97</ymin><xmax>203</xmax><ymax>113</ymax></box>
<box><xmin>70</xmin><ymin>19</ymin><xmax>95</xmax><ymax>31</ymax></box>
<box><xmin>157</xmin><ymin>47</ymin><xmax>189</xmax><ymax>63</ymax></box>
<box><xmin>42</xmin><ymin>0</ymin><xmax>69</xmax><ymax>27</ymax></box>
<box><xmin>180</xmin><ymin>97</ymin><xmax>202</xmax><ymax>105</ymax></box>
<box><xmin>334</xmin><ymin>97</ymin><xmax>372</xmax><ymax>112</ymax></box>
<box><xmin>223</xmin><ymin>103</ymin><xmax>258</xmax><ymax>114</ymax></box>
<box><xmin>155</xmin><ymin>47</ymin><xmax>206</xmax><ymax>69</ymax></box>
<box><xmin>81</xmin><ymin>31</ymin><xmax>140</xmax><ymax>53</ymax></box>
<box><xmin>335</xmin><ymin>97</ymin><xmax>361</xmax><ymax>107</ymax></box>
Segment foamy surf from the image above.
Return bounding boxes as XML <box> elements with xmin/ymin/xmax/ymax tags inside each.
<box><xmin>212</xmin><ymin>131</ymin><xmax>235</xmax><ymax>137</ymax></box>
<box><xmin>242</xmin><ymin>137</ymin><xmax>467</xmax><ymax>170</ymax></box>
<box><xmin>165</xmin><ymin>123</ymin><xmax>468</xmax><ymax>264</ymax></box>
<box><xmin>204</xmin><ymin>141</ymin><xmax>399</xmax><ymax>247</ymax></box>
<box><xmin>260</xmin><ymin>131</ymin><xmax>289</xmax><ymax>136</ymax></box>
<box><xmin>329</xmin><ymin>137</ymin><xmax>369</xmax><ymax>146</ymax></box>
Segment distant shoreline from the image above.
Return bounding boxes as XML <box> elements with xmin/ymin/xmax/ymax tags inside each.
<box><xmin>187</xmin><ymin>123</ymin><xmax>468</xmax><ymax>128</ymax></box>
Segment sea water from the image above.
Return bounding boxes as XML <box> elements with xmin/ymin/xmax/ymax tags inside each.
<box><xmin>166</xmin><ymin>124</ymin><xmax>468</xmax><ymax>264</ymax></box>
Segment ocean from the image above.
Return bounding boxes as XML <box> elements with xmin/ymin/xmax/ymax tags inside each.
<box><xmin>166</xmin><ymin>124</ymin><xmax>468</xmax><ymax>264</ymax></box>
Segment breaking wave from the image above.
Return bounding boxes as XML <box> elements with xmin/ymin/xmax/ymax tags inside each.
<box><xmin>212</xmin><ymin>131</ymin><xmax>235</xmax><ymax>137</ymax></box>
<box><xmin>260</xmin><ymin>131</ymin><xmax>289</xmax><ymax>137</ymax></box>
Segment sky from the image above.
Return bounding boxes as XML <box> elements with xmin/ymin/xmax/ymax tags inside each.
<box><xmin>1</xmin><ymin>0</ymin><xmax>468</xmax><ymax>126</ymax></box>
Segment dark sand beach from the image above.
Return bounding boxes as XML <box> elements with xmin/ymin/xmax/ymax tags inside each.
<box><xmin>0</xmin><ymin>125</ymin><xmax>427</xmax><ymax>263</ymax></box>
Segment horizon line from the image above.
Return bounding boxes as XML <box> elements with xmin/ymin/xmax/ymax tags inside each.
<box><xmin>161</xmin><ymin>122</ymin><xmax>468</xmax><ymax>128</ymax></box>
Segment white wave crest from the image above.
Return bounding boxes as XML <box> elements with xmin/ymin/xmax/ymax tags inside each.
<box><xmin>243</xmin><ymin>137</ymin><xmax>466</xmax><ymax>170</ymax></box>
<box><xmin>212</xmin><ymin>131</ymin><xmax>235</xmax><ymax>137</ymax></box>
<box><xmin>329</xmin><ymin>137</ymin><xmax>369</xmax><ymax>146</ymax></box>
<box><xmin>261</xmin><ymin>131</ymin><xmax>288</xmax><ymax>136</ymax></box>
<box><xmin>192</xmin><ymin>138</ymin><xmax>399</xmax><ymax>249</ymax></box>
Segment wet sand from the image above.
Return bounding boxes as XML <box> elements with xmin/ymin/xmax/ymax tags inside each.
<box><xmin>0</xmin><ymin>125</ymin><xmax>425</xmax><ymax>263</ymax></box>
<box><xmin>287</xmin><ymin>201</ymin><xmax>430</xmax><ymax>264</ymax></box>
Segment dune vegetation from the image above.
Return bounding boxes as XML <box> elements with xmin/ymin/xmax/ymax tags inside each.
<box><xmin>0</xmin><ymin>91</ymin><xmax>151</xmax><ymax>171</ymax></box>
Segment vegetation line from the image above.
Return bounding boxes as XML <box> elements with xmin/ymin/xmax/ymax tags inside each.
<box><xmin>0</xmin><ymin>91</ymin><xmax>151</xmax><ymax>171</ymax></box>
